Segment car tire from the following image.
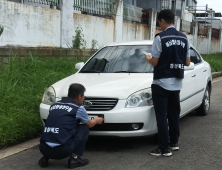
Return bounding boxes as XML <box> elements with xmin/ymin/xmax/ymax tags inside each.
<box><xmin>196</xmin><ymin>86</ymin><xmax>210</xmax><ymax>116</ymax></box>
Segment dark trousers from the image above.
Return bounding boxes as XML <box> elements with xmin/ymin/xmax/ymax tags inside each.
<box><xmin>151</xmin><ymin>84</ymin><xmax>181</xmax><ymax>150</ymax></box>
<box><xmin>39</xmin><ymin>125</ymin><xmax>89</xmax><ymax>160</ymax></box>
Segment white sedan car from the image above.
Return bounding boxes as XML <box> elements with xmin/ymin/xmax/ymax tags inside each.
<box><xmin>40</xmin><ymin>40</ymin><xmax>212</xmax><ymax>137</ymax></box>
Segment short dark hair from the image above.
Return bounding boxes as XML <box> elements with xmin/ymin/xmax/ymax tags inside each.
<box><xmin>157</xmin><ymin>9</ymin><xmax>175</xmax><ymax>24</ymax></box>
<box><xmin>68</xmin><ymin>83</ymin><xmax>86</xmax><ymax>99</ymax></box>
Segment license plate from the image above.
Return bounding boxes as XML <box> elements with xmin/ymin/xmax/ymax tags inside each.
<box><xmin>88</xmin><ymin>114</ymin><xmax>104</xmax><ymax>123</ymax></box>
<box><xmin>88</xmin><ymin>115</ymin><xmax>98</xmax><ymax>120</ymax></box>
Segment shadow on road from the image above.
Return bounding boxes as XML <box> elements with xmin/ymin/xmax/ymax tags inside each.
<box><xmin>85</xmin><ymin>110</ymin><xmax>200</xmax><ymax>153</ymax></box>
<box><xmin>85</xmin><ymin>135</ymin><xmax>156</xmax><ymax>152</ymax></box>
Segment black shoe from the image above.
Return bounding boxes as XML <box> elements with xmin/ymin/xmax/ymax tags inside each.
<box><xmin>171</xmin><ymin>143</ymin><xmax>179</xmax><ymax>151</ymax></box>
<box><xmin>162</xmin><ymin>148</ymin><xmax>172</xmax><ymax>157</ymax></box>
<box><xmin>38</xmin><ymin>156</ymin><xmax>49</xmax><ymax>168</ymax></box>
<box><xmin>150</xmin><ymin>148</ymin><xmax>172</xmax><ymax>157</ymax></box>
<box><xmin>150</xmin><ymin>148</ymin><xmax>162</xmax><ymax>156</ymax></box>
<box><xmin>68</xmin><ymin>156</ymin><xmax>89</xmax><ymax>169</ymax></box>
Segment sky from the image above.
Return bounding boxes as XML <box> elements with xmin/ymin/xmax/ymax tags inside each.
<box><xmin>197</xmin><ymin>0</ymin><xmax>222</xmax><ymax>14</ymax></box>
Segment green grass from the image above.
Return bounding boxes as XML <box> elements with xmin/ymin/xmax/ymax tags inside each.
<box><xmin>0</xmin><ymin>54</ymin><xmax>89</xmax><ymax>147</ymax></box>
<box><xmin>202</xmin><ymin>53</ymin><xmax>222</xmax><ymax>72</ymax></box>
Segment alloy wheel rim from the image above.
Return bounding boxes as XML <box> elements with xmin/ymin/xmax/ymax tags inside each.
<box><xmin>204</xmin><ymin>90</ymin><xmax>210</xmax><ymax>111</ymax></box>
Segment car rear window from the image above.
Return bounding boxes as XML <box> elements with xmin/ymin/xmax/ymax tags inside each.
<box><xmin>80</xmin><ymin>45</ymin><xmax>153</xmax><ymax>73</ymax></box>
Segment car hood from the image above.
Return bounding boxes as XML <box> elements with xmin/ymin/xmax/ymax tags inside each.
<box><xmin>53</xmin><ymin>73</ymin><xmax>153</xmax><ymax>99</ymax></box>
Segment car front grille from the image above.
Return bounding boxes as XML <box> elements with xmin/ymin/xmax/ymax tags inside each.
<box><xmin>83</xmin><ymin>98</ymin><xmax>118</xmax><ymax>111</ymax></box>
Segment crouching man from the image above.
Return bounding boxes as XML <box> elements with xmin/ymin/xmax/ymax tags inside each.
<box><xmin>38</xmin><ymin>83</ymin><xmax>104</xmax><ymax>168</ymax></box>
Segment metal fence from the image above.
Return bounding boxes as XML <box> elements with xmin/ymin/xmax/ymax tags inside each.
<box><xmin>123</xmin><ymin>2</ymin><xmax>143</xmax><ymax>22</ymax></box>
<box><xmin>27</xmin><ymin>0</ymin><xmax>59</xmax><ymax>6</ymax></box>
<box><xmin>74</xmin><ymin>0</ymin><xmax>114</xmax><ymax>17</ymax></box>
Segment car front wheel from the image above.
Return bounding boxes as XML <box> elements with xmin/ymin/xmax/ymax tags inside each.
<box><xmin>196</xmin><ymin>86</ymin><xmax>210</xmax><ymax>116</ymax></box>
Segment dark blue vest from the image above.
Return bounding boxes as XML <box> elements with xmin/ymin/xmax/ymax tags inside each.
<box><xmin>40</xmin><ymin>98</ymin><xmax>80</xmax><ymax>145</ymax></box>
<box><xmin>154</xmin><ymin>27</ymin><xmax>188</xmax><ymax>80</ymax></box>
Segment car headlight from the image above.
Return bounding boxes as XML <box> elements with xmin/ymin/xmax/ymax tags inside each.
<box><xmin>125</xmin><ymin>88</ymin><xmax>153</xmax><ymax>107</ymax></box>
<box><xmin>42</xmin><ymin>86</ymin><xmax>56</xmax><ymax>105</ymax></box>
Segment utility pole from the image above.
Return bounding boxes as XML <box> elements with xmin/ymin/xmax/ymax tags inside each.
<box><xmin>175</xmin><ymin>0</ymin><xmax>176</xmax><ymax>15</ymax></box>
<box><xmin>181</xmin><ymin>0</ymin><xmax>185</xmax><ymax>20</ymax></box>
<box><xmin>204</xmin><ymin>4</ymin><xmax>208</xmax><ymax>26</ymax></box>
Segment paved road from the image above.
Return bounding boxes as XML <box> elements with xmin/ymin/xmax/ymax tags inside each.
<box><xmin>1</xmin><ymin>81</ymin><xmax>222</xmax><ymax>170</ymax></box>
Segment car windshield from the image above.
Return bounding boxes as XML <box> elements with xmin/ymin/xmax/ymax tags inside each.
<box><xmin>80</xmin><ymin>45</ymin><xmax>153</xmax><ymax>73</ymax></box>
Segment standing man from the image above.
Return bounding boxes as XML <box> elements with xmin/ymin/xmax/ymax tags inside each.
<box><xmin>144</xmin><ymin>9</ymin><xmax>190</xmax><ymax>157</ymax></box>
<box><xmin>38</xmin><ymin>83</ymin><xmax>104</xmax><ymax>168</ymax></box>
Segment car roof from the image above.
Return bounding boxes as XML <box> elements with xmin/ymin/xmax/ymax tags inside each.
<box><xmin>105</xmin><ymin>40</ymin><xmax>154</xmax><ymax>47</ymax></box>
<box><xmin>105</xmin><ymin>40</ymin><xmax>194</xmax><ymax>49</ymax></box>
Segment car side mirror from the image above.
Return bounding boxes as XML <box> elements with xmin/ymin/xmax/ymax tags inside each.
<box><xmin>184</xmin><ymin>62</ymin><xmax>195</xmax><ymax>71</ymax></box>
<box><xmin>75</xmin><ymin>62</ymin><xmax>85</xmax><ymax>70</ymax></box>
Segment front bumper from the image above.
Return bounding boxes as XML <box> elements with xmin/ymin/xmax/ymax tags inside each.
<box><xmin>39</xmin><ymin>100</ymin><xmax>157</xmax><ymax>137</ymax></box>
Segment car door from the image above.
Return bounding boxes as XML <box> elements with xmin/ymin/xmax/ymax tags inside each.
<box><xmin>190</xmin><ymin>48</ymin><xmax>207</xmax><ymax>107</ymax></box>
<box><xmin>180</xmin><ymin>63</ymin><xmax>196</xmax><ymax>116</ymax></box>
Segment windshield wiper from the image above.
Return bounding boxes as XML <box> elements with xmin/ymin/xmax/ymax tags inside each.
<box><xmin>114</xmin><ymin>71</ymin><xmax>128</xmax><ymax>73</ymax></box>
<box><xmin>114</xmin><ymin>71</ymin><xmax>140</xmax><ymax>73</ymax></box>
<box><xmin>81</xmin><ymin>70</ymin><xmax>100</xmax><ymax>73</ymax></box>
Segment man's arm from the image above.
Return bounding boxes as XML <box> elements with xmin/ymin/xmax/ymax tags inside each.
<box><xmin>185</xmin><ymin>41</ymin><xmax>190</xmax><ymax>66</ymax></box>
<box><xmin>185</xmin><ymin>57</ymin><xmax>190</xmax><ymax>66</ymax></box>
<box><xmin>144</xmin><ymin>35</ymin><xmax>161</xmax><ymax>66</ymax></box>
<box><xmin>76</xmin><ymin>106</ymin><xmax>103</xmax><ymax>128</ymax></box>
<box><xmin>145</xmin><ymin>55</ymin><xmax>159</xmax><ymax>66</ymax></box>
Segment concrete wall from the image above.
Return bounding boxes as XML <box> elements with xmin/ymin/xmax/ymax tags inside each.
<box><xmin>73</xmin><ymin>13</ymin><xmax>114</xmax><ymax>49</ymax></box>
<box><xmin>0</xmin><ymin>1</ymin><xmax>151</xmax><ymax>49</ymax></box>
<box><xmin>187</xmin><ymin>34</ymin><xmax>211</xmax><ymax>54</ymax></box>
<box><xmin>196</xmin><ymin>37</ymin><xmax>209</xmax><ymax>54</ymax></box>
<box><xmin>122</xmin><ymin>22</ymin><xmax>149</xmax><ymax>42</ymax></box>
<box><xmin>73</xmin><ymin>13</ymin><xmax>149</xmax><ymax>48</ymax></box>
<box><xmin>1</xmin><ymin>0</ymin><xmax>222</xmax><ymax>54</ymax></box>
<box><xmin>211</xmin><ymin>39</ymin><xmax>220</xmax><ymax>53</ymax></box>
<box><xmin>187</xmin><ymin>34</ymin><xmax>194</xmax><ymax>46</ymax></box>
<box><xmin>0</xmin><ymin>0</ymin><xmax>60</xmax><ymax>47</ymax></box>
<box><xmin>187</xmin><ymin>35</ymin><xmax>220</xmax><ymax>54</ymax></box>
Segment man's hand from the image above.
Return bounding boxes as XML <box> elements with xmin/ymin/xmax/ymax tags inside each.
<box><xmin>144</xmin><ymin>54</ymin><xmax>159</xmax><ymax>67</ymax></box>
<box><xmin>144</xmin><ymin>54</ymin><xmax>152</xmax><ymax>60</ymax></box>
<box><xmin>95</xmin><ymin>117</ymin><xmax>104</xmax><ymax>124</ymax></box>
<box><xmin>85</xmin><ymin>117</ymin><xmax>104</xmax><ymax>128</ymax></box>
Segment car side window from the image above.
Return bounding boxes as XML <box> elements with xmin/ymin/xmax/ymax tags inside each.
<box><xmin>194</xmin><ymin>51</ymin><xmax>202</xmax><ymax>64</ymax></box>
<box><xmin>190</xmin><ymin>48</ymin><xmax>202</xmax><ymax>65</ymax></box>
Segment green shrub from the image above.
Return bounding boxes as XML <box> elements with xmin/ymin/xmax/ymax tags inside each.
<box><xmin>0</xmin><ymin>54</ymin><xmax>89</xmax><ymax>147</ymax></box>
<box><xmin>72</xmin><ymin>27</ymin><xmax>86</xmax><ymax>49</ymax></box>
<box><xmin>0</xmin><ymin>25</ymin><xmax>4</xmax><ymax>37</ymax></box>
<box><xmin>91</xmin><ymin>39</ymin><xmax>99</xmax><ymax>50</ymax></box>
<box><xmin>202</xmin><ymin>53</ymin><xmax>222</xmax><ymax>72</ymax></box>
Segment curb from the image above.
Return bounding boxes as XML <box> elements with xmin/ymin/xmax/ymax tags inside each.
<box><xmin>212</xmin><ymin>72</ymin><xmax>222</xmax><ymax>79</ymax></box>
<box><xmin>0</xmin><ymin>72</ymin><xmax>222</xmax><ymax>160</ymax></box>
<box><xmin>0</xmin><ymin>138</ymin><xmax>40</xmax><ymax>160</ymax></box>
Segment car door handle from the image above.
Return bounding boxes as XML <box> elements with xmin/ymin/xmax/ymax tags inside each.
<box><xmin>203</xmin><ymin>70</ymin><xmax>207</xmax><ymax>72</ymax></box>
<box><xmin>191</xmin><ymin>74</ymin><xmax>196</xmax><ymax>77</ymax></box>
